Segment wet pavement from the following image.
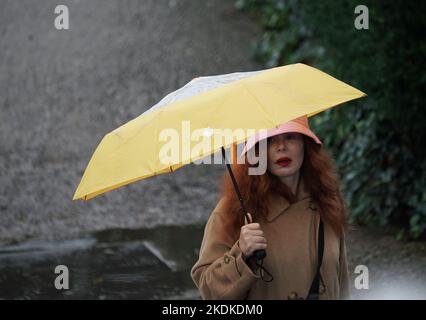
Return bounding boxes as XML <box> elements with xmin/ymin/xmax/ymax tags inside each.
<box><xmin>1</xmin><ymin>224</ymin><xmax>426</xmax><ymax>299</ymax></box>
<box><xmin>0</xmin><ymin>225</ymin><xmax>204</xmax><ymax>299</ymax></box>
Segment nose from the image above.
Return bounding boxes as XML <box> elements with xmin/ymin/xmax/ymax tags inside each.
<box><xmin>276</xmin><ymin>137</ymin><xmax>287</xmax><ymax>151</ymax></box>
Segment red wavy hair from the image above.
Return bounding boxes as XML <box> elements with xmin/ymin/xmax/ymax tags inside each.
<box><xmin>219</xmin><ymin>135</ymin><xmax>348</xmax><ymax>241</ymax></box>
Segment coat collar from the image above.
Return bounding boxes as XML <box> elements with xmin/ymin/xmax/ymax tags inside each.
<box><xmin>265</xmin><ymin>175</ymin><xmax>312</xmax><ymax>222</ymax></box>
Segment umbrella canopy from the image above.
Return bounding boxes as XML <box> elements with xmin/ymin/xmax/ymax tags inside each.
<box><xmin>73</xmin><ymin>63</ymin><xmax>366</xmax><ymax>201</ymax></box>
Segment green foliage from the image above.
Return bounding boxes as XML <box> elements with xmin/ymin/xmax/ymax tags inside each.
<box><xmin>236</xmin><ymin>0</ymin><xmax>426</xmax><ymax>238</ymax></box>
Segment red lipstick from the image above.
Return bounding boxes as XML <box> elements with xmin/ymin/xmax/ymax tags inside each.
<box><xmin>276</xmin><ymin>157</ymin><xmax>292</xmax><ymax>167</ymax></box>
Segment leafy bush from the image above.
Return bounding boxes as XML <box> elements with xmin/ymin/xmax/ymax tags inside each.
<box><xmin>236</xmin><ymin>0</ymin><xmax>426</xmax><ymax>238</ymax></box>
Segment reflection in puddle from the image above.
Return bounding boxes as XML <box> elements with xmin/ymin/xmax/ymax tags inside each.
<box><xmin>0</xmin><ymin>225</ymin><xmax>204</xmax><ymax>299</ymax></box>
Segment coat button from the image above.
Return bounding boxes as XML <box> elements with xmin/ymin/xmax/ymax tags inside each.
<box><xmin>287</xmin><ymin>291</ymin><xmax>299</xmax><ymax>300</ymax></box>
<box><xmin>224</xmin><ymin>256</ymin><xmax>230</xmax><ymax>264</ymax></box>
<box><xmin>308</xmin><ymin>201</ymin><xmax>318</xmax><ymax>211</ymax></box>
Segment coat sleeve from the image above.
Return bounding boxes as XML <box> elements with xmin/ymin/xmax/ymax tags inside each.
<box><xmin>191</xmin><ymin>199</ymin><xmax>260</xmax><ymax>299</ymax></box>
<box><xmin>338</xmin><ymin>233</ymin><xmax>351</xmax><ymax>300</ymax></box>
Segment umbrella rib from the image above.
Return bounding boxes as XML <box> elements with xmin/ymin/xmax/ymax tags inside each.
<box><xmin>238</xmin><ymin>81</ymin><xmax>275</xmax><ymax>127</ymax></box>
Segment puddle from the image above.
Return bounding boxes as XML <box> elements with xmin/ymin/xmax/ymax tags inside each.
<box><xmin>0</xmin><ymin>225</ymin><xmax>205</xmax><ymax>299</ymax></box>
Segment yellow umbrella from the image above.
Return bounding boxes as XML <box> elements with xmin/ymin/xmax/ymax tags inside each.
<box><xmin>73</xmin><ymin>63</ymin><xmax>366</xmax><ymax>201</ymax></box>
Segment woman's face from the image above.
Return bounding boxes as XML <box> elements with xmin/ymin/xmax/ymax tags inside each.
<box><xmin>267</xmin><ymin>132</ymin><xmax>304</xmax><ymax>178</ymax></box>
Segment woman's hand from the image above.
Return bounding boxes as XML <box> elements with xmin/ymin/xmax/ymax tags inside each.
<box><xmin>238</xmin><ymin>213</ymin><xmax>267</xmax><ymax>259</ymax></box>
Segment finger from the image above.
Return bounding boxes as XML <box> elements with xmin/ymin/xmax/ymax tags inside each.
<box><xmin>248</xmin><ymin>243</ymin><xmax>267</xmax><ymax>255</ymax></box>
<box><xmin>247</xmin><ymin>230</ymin><xmax>264</xmax><ymax>237</ymax></box>
<box><xmin>247</xmin><ymin>212</ymin><xmax>253</xmax><ymax>224</ymax></box>
<box><xmin>244</xmin><ymin>223</ymin><xmax>261</xmax><ymax>230</ymax></box>
<box><xmin>252</xmin><ymin>243</ymin><xmax>267</xmax><ymax>251</ymax></box>
<box><xmin>251</xmin><ymin>236</ymin><xmax>267</xmax><ymax>244</ymax></box>
<box><xmin>244</xmin><ymin>213</ymin><xmax>253</xmax><ymax>225</ymax></box>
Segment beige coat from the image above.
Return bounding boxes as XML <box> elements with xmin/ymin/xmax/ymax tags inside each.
<box><xmin>191</xmin><ymin>177</ymin><xmax>350</xmax><ymax>300</ymax></box>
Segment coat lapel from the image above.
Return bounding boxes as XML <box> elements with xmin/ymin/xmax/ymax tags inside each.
<box><xmin>265</xmin><ymin>175</ymin><xmax>312</xmax><ymax>222</ymax></box>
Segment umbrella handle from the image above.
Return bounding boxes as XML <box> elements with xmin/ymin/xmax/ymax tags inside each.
<box><xmin>220</xmin><ymin>146</ymin><xmax>248</xmax><ymax>220</ymax></box>
<box><xmin>253</xmin><ymin>249</ymin><xmax>266</xmax><ymax>261</ymax></box>
<box><xmin>220</xmin><ymin>146</ymin><xmax>267</xmax><ymax>263</ymax></box>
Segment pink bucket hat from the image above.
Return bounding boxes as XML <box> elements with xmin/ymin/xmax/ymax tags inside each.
<box><xmin>241</xmin><ymin>115</ymin><xmax>322</xmax><ymax>156</ymax></box>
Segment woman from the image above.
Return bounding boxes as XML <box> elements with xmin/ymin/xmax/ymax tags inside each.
<box><xmin>190</xmin><ymin>115</ymin><xmax>350</xmax><ymax>300</ymax></box>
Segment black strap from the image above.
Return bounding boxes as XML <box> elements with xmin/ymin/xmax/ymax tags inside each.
<box><xmin>306</xmin><ymin>218</ymin><xmax>324</xmax><ymax>300</ymax></box>
<box><xmin>254</xmin><ymin>258</ymin><xmax>274</xmax><ymax>282</ymax></box>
